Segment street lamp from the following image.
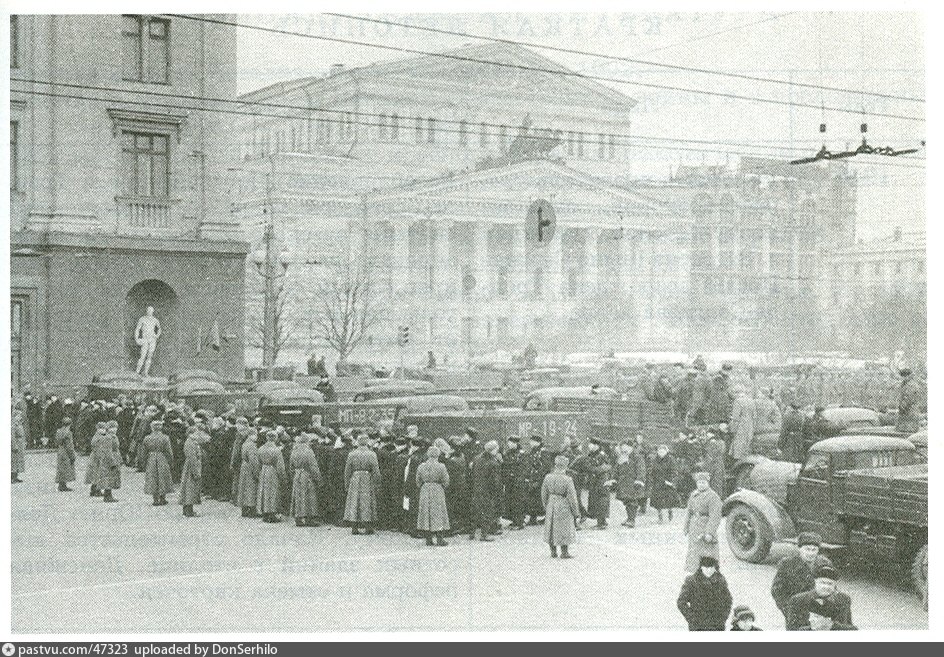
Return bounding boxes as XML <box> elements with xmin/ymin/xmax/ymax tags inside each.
<box><xmin>252</xmin><ymin>221</ymin><xmax>291</xmax><ymax>381</ymax></box>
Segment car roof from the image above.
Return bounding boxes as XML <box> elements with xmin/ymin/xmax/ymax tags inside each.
<box><xmin>811</xmin><ymin>435</ymin><xmax>916</xmax><ymax>453</ymax></box>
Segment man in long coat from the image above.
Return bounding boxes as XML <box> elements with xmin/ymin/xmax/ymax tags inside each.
<box><xmin>289</xmin><ymin>433</ymin><xmax>323</xmax><ymax>526</ymax></box>
<box><xmin>378</xmin><ymin>436</ymin><xmax>406</xmax><ymax>530</ymax></box>
<box><xmin>256</xmin><ymin>430</ymin><xmax>287</xmax><ymax>522</ymax></box>
<box><xmin>236</xmin><ymin>429</ymin><xmax>261</xmax><ymax>517</ymax></box>
<box><xmin>344</xmin><ymin>434</ymin><xmax>380</xmax><ymax>534</ymax></box>
<box><xmin>416</xmin><ymin>446</ymin><xmax>450</xmax><ymax>546</ymax></box>
<box><xmin>523</xmin><ymin>436</ymin><xmax>549</xmax><ymax>525</ymax></box>
<box><xmin>470</xmin><ymin>440</ymin><xmax>502</xmax><ymax>541</ymax></box>
<box><xmin>501</xmin><ymin>436</ymin><xmax>526</xmax><ymax>529</ymax></box>
<box><xmin>54</xmin><ymin>416</ymin><xmax>76</xmax><ymax>491</ymax></box>
<box><xmin>441</xmin><ymin>438</ymin><xmax>470</xmax><ymax>536</ymax></box>
<box><xmin>143</xmin><ymin>419</ymin><xmax>173</xmax><ymax>505</ymax></box>
<box><xmin>582</xmin><ymin>438</ymin><xmax>612</xmax><ymax>529</ymax></box>
<box><xmin>683</xmin><ymin>471</ymin><xmax>722</xmax><ymax>572</ymax></box>
<box><xmin>398</xmin><ymin>438</ymin><xmax>425</xmax><ymax>536</ymax></box>
<box><xmin>327</xmin><ymin>435</ymin><xmax>353</xmax><ymax>525</ymax></box>
<box><xmin>85</xmin><ymin>422</ymin><xmax>107</xmax><ymax>496</ymax></box>
<box><xmin>541</xmin><ymin>455</ymin><xmax>579</xmax><ymax>558</ymax></box>
<box><xmin>897</xmin><ymin>368</ymin><xmax>923</xmax><ymax>432</ymax></box>
<box><xmin>96</xmin><ymin>422</ymin><xmax>122</xmax><ymax>502</ymax></box>
<box><xmin>179</xmin><ymin>426</ymin><xmax>203</xmax><ymax>517</ymax></box>
<box><xmin>12</xmin><ymin>408</ymin><xmax>27</xmax><ymax>483</ymax></box>
<box><xmin>614</xmin><ymin>442</ymin><xmax>647</xmax><ymax>528</ymax></box>
<box><xmin>779</xmin><ymin>403</ymin><xmax>805</xmax><ymax>463</ymax></box>
<box><xmin>728</xmin><ymin>388</ymin><xmax>756</xmax><ymax>460</ymax></box>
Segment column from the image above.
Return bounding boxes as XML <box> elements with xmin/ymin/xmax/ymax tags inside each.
<box><xmin>434</xmin><ymin>220</ymin><xmax>452</xmax><ymax>299</ymax></box>
<box><xmin>511</xmin><ymin>223</ymin><xmax>528</xmax><ymax>343</ymax></box>
<box><xmin>392</xmin><ymin>220</ymin><xmax>410</xmax><ymax>297</ymax></box>
<box><xmin>761</xmin><ymin>224</ymin><xmax>771</xmax><ymax>294</ymax></box>
<box><xmin>474</xmin><ymin>221</ymin><xmax>490</xmax><ymax>299</ymax></box>
<box><xmin>620</xmin><ymin>229</ymin><xmax>636</xmax><ymax>295</ymax></box>
<box><xmin>637</xmin><ymin>231</ymin><xmax>654</xmax><ymax>343</ymax></box>
<box><xmin>547</xmin><ymin>230</ymin><xmax>563</xmax><ymax>302</ymax></box>
<box><xmin>584</xmin><ymin>227</ymin><xmax>600</xmax><ymax>296</ymax></box>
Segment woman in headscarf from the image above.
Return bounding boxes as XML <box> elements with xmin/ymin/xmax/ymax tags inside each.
<box><xmin>143</xmin><ymin>419</ymin><xmax>173</xmax><ymax>506</ymax></box>
<box><xmin>54</xmin><ymin>416</ymin><xmax>76</xmax><ymax>491</ymax></box>
<box><xmin>344</xmin><ymin>433</ymin><xmax>380</xmax><ymax>534</ymax></box>
<box><xmin>416</xmin><ymin>445</ymin><xmax>450</xmax><ymax>546</ymax></box>
<box><xmin>290</xmin><ymin>432</ymin><xmax>323</xmax><ymax>527</ymax></box>
<box><xmin>541</xmin><ymin>455</ymin><xmax>579</xmax><ymax>558</ymax></box>
<box><xmin>256</xmin><ymin>430</ymin><xmax>287</xmax><ymax>523</ymax></box>
<box><xmin>179</xmin><ymin>425</ymin><xmax>203</xmax><ymax>517</ymax></box>
<box><xmin>236</xmin><ymin>428</ymin><xmax>261</xmax><ymax>517</ymax></box>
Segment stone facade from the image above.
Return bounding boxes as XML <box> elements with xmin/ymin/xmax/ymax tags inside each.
<box><xmin>234</xmin><ymin>43</ymin><xmax>857</xmax><ymax>366</ymax></box>
<box><xmin>10</xmin><ymin>15</ymin><xmax>248</xmax><ymax>393</ymax></box>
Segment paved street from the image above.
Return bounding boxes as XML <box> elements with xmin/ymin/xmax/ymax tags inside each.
<box><xmin>11</xmin><ymin>452</ymin><xmax>927</xmax><ymax>633</ymax></box>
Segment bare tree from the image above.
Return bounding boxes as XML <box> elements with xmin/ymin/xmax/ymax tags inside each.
<box><xmin>311</xmin><ymin>265</ymin><xmax>384</xmax><ymax>366</ymax></box>
<box><xmin>247</xmin><ymin>281</ymin><xmax>295</xmax><ymax>367</ymax></box>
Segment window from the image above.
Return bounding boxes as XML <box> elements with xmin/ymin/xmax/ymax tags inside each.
<box><xmin>10</xmin><ymin>15</ymin><xmax>18</xmax><ymax>69</ymax></box>
<box><xmin>533</xmin><ymin>267</ymin><xmax>543</xmax><ymax>298</ymax></box>
<box><xmin>122</xmin><ymin>15</ymin><xmax>170</xmax><ymax>84</ymax></box>
<box><xmin>853</xmin><ymin>263</ymin><xmax>862</xmax><ymax>277</ymax></box>
<box><xmin>577</xmin><ymin>132</ymin><xmax>584</xmax><ymax>157</ymax></box>
<box><xmin>499</xmin><ymin>125</ymin><xmax>508</xmax><ymax>151</ymax></box>
<box><xmin>567</xmin><ymin>268</ymin><xmax>580</xmax><ymax>298</ymax></box>
<box><xmin>480</xmin><ymin>122</ymin><xmax>489</xmax><ymax>147</ymax></box>
<box><xmin>389</xmin><ymin>114</ymin><xmax>399</xmax><ymax>141</ymax></box>
<box><xmin>461</xmin><ymin>317</ymin><xmax>473</xmax><ymax>344</ymax></box>
<box><xmin>11</xmin><ymin>297</ymin><xmax>25</xmax><ymax>394</ymax></box>
<box><xmin>427</xmin><ymin>117</ymin><xmax>436</xmax><ymax>143</ymax></box>
<box><xmin>10</xmin><ymin>120</ymin><xmax>18</xmax><ymax>191</ymax></box>
<box><xmin>598</xmin><ymin>133</ymin><xmax>606</xmax><ymax>159</ymax></box>
<box><xmin>497</xmin><ymin>317</ymin><xmax>509</xmax><ymax>346</ymax></box>
<box><xmin>608</xmin><ymin>134</ymin><xmax>616</xmax><ymax>160</ymax></box>
<box><xmin>462</xmin><ymin>266</ymin><xmax>476</xmax><ymax>297</ymax></box>
<box><xmin>316</xmin><ymin>119</ymin><xmax>332</xmax><ymax>144</ymax></box>
<box><xmin>414</xmin><ymin>116</ymin><xmax>423</xmax><ymax>143</ymax></box>
<box><xmin>122</xmin><ymin>132</ymin><xmax>169</xmax><ymax>198</ymax></box>
<box><xmin>895</xmin><ymin>262</ymin><xmax>903</xmax><ymax>275</ymax></box>
<box><xmin>458</xmin><ymin>120</ymin><xmax>468</xmax><ymax>146</ymax></box>
<box><xmin>874</xmin><ymin>262</ymin><xmax>883</xmax><ymax>277</ymax></box>
<box><xmin>496</xmin><ymin>266</ymin><xmax>508</xmax><ymax>298</ymax></box>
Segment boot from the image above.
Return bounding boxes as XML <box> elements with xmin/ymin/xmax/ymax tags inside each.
<box><xmin>469</xmin><ymin>529</ymin><xmax>477</xmax><ymax>541</ymax></box>
<box><xmin>435</xmin><ymin>533</ymin><xmax>448</xmax><ymax>546</ymax></box>
<box><xmin>307</xmin><ymin>517</ymin><xmax>320</xmax><ymax>527</ymax></box>
<box><xmin>668</xmin><ymin>509</ymin><xmax>674</xmax><ymax>521</ymax></box>
<box><xmin>560</xmin><ymin>545</ymin><xmax>572</xmax><ymax>559</ymax></box>
<box><xmin>479</xmin><ymin>534</ymin><xmax>494</xmax><ymax>542</ymax></box>
<box><xmin>103</xmin><ymin>489</ymin><xmax>117</xmax><ymax>503</ymax></box>
<box><xmin>158</xmin><ymin>495</ymin><xmax>168</xmax><ymax>506</ymax></box>
<box><xmin>364</xmin><ymin>524</ymin><xmax>375</xmax><ymax>535</ymax></box>
<box><xmin>12</xmin><ymin>474</ymin><xmax>23</xmax><ymax>483</ymax></box>
<box><xmin>241</xmin><ymin>507</ymin><xmax>251</xmax><ymax>518</ymax></box>
<box><xmin>153</xmin><ymin>495</ymin><xmax>161</xmax><ymax>506</ymax></box>
<box><xmin>296</xmin><ymin>518</ymin><xmax>306</xmax><ymax>527</ymax></box>
<box><xmin>352</xmin><ymin>525</ymin><xmax>360</xmax><ymax>535</ymax></box>
<box><xmin>550</xmin><ymin>544</ymin><xmax>559</xmax><ymax>558</ymax></box>
<box><xmin>425</xmin><ymin>535</ymin><xmax>435</xmax><ymax>546</ymax></box>
<box><xmin>58</xmin><ymin>482</ymin><xmax>72</xmax><ymax>492</ymax></box>
<box><xmin>91</xmin><ymin>486</ymin><xmax>102</xmax><ymax>497</ymax></box>
<box><xmin>183</xmin><ymin>504</ymin><xmax>195</xmax><ymax>517</ymax></box>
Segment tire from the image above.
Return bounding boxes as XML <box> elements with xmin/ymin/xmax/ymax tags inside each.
<box><xmin>726</xmin><ymin>503</ymin><xmax>773</xmax><ymax>563</ymax></box>
<box><xmin>912</xmin><ymin>544</ymin><xmax>928</xmax><ymax>610</ymax></box>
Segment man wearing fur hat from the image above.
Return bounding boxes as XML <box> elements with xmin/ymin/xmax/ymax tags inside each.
<box><xmin>676</xmin><ymin>556</ymin><xmax>732</xmax><ymax>631</ymax></box>
<box><xmin>683</xmin><ymin>471</ymin><xmax>722</xmax><ymax>572</ymax></box>
<box><xmin>786</xmin><ymin>564</ymin><xmax>853</xmax><ymax>630</ymax></box>
<box><xmin>771</xmin><ymin>532</ymin><xmax>833</xmax><ymax>624</ymax></box>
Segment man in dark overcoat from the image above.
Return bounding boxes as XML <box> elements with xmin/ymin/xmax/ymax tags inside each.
<box><xmin>771</xmin><ymin>532</ymin><xmax>833</xmax><ymax>625</ymax></box>
<box><xmin>502</xmin><ymin>436</ymin><xmax>526</xmax><ymax>529</ymax></box>
<box><xmin>470</xmin><ymin>440</ymin><xmax>502</xmax><ymax>541</ymax></box>
<box><xmin>677</xmin><ymin>556</ymin><xmax>733</xmax><ymax>631</ymax></box>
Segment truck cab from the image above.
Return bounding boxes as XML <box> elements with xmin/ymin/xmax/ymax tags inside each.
<box><xmin>786</xmin><ymin>436</ymin><xmax>919</xmax><ymax>545</ymax></box>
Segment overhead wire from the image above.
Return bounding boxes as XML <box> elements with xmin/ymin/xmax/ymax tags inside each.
<box><xmin>163</xmin><ymin>14</ymin><xmax>925</xmax><ymax>124</ymax></box>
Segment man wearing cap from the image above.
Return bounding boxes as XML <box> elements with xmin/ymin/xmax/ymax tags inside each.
<box><xmin>542</xmin><ymin>455</ymin><xmax>579</xmax><ymax>558</ymax></box>
<box><xmin>786</xmin><ymin>564</ymin><xmax>853</xmax><ymax>630</ymax></box>
<box><xmin>53</xmin><ymin>416</ymin><xmax>76</xmax><ymax>491</ymax></box>
<box><xmin>470</xmin><ymin>440</ymin><xmax>502</xmax><ymax>541</ymax></box>
<box><xmin>676</xmin><ymin>556</ymin><xmax>733</xmax><ymax>631</ymax></box>
<box><xmin>523</xmin><ymin>436</ymin><xmax>549</xmax><ymax>525</ymax></box>
<box><xmin>771</xmin><ymin>532</ymin><xmax>833</xmax><ymax>624</ymax></box>
<box><xmin>583</xmin><ymin>438</ymin><xmax>612</xmax><ymax>530</ymax></box>
<box><xmin>400</xmin><ymin>437</ymin><xmax>426</xmax><ymax>537</ymax></box>
<box><xmin>683</xmin><ymin>471</ymin><xmax>722</xmax><ymax>572</ymax></box>
<box><xmin>502</xmin><ymin>436</ymin><xmax>526</xmax><ymax>530</ymax></box>
<box><xmin>256</xmin><ymin>430</ymin><xmax>287</xmax><ymax>523</ymax></box>
<box><xmin>778</xmin><ymin>402</ymin><xmax>805</xmax><ymax>463</ymax></box>
<box><xmin>796</xmin><ymin>597</ymin><xmax>857</xmax><ymax>631</ymax></box>
<box><xmin>344</xmin><ymin>434</ymin><xmax>380</xmax><ymax>534</ymax></box>
<box><xmin>375</xmin><ymin>433</ymin><xmax>401</xmax><ymax>530</ymax></box>
<box><xmin>326</xmin><ymin>432</ymin><xmax>354</xmax><ymax>525</ymax></box>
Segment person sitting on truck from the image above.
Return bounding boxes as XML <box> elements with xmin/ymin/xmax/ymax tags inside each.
<box><xmin>315</xmin><ymin>375</ymin><xmax>337</xmax><ymax>403</ymax></box>
<box><xmin>796</xmin><ymin>598</ymin><xmax>857</xmax><ymax>631</ymax></box>
<box><xmin>786</xmin><ymin>564</ymin><xmax>853</xmax><ymax>630</ymax></box>
<box><xmin>771</xmin><ymin>532</ymin><xmax>833</xmax><ymax>625</ymax></box>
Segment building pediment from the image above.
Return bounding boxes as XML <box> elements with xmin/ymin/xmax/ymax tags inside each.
<box><xmin>371</xmin><ymin>159</ymin><xmax>668</xmax><ymax>226</ymax></box>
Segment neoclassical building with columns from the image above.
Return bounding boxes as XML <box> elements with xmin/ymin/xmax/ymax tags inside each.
<box><xmin>234</xmin><ymin>42</ymin><xmax>854</xmax><ymax>364</ymax></box>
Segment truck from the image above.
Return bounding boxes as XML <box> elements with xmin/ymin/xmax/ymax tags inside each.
<box><xmin>722</xmin><ymin>435</ymin><xmax>928</xmax><ymax>605</ymax></box>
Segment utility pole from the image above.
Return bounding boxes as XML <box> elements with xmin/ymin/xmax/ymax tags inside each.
<box><xmin>253</xmin><ymin>156</ymin><xmax>288</xmax><ymax>382</ymax></box>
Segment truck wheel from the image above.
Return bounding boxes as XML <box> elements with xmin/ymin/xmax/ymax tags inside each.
<box><xmin>726</xmin><ymin>504</ymin><xmax>773</xmax><ymax>563</ymax></box>
<box><xmin>912</xmin><ymin>544</ymin><xmax>928</xmax><ymax>610</ymax></box>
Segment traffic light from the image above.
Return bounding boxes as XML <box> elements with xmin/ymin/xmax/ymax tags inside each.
<box><xmin>398</xmin><ymin>325</ymin><xmax>410</xmax><ymax>347</ymax></box>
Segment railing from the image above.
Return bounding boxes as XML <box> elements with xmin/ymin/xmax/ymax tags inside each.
<box><xmin>116</xmin><ymin>196</ymin><xmax>181</xmax><ymax>235</ymax></box>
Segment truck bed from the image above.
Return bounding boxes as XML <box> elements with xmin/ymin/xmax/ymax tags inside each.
<box><xmin>840</xmin><ymin>464</ymin><xmax>928</xmax><ymax>527</ymax></box>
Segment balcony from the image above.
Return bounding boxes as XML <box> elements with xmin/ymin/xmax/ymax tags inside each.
<box><xmin>116</xmin><ymin>196</ymin><xmax>183</xmax><ymax>236</ymax></box>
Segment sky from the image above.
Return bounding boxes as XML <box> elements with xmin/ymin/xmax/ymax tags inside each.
<box><xmin>235</xmin><ymin>12</ymin><xmax>925</xmax><ymax>242</ymax></box>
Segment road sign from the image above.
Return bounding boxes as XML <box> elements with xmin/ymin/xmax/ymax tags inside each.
<box><xmin>526</xmin><ymin>199</ymin><xmax>555</xmax><ymax>246</ymax></box>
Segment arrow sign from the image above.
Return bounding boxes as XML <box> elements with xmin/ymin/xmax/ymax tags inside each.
<box><xmin>527</xmin><ymin>199</ymin><xmax>556</xmax><ymax>246</ymax></box>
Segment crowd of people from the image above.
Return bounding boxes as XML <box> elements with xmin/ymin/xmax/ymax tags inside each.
<box><xmin>11</xmin><ymin>374</ymin><xmax>869</xmax><ymax>632</ymax></box>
